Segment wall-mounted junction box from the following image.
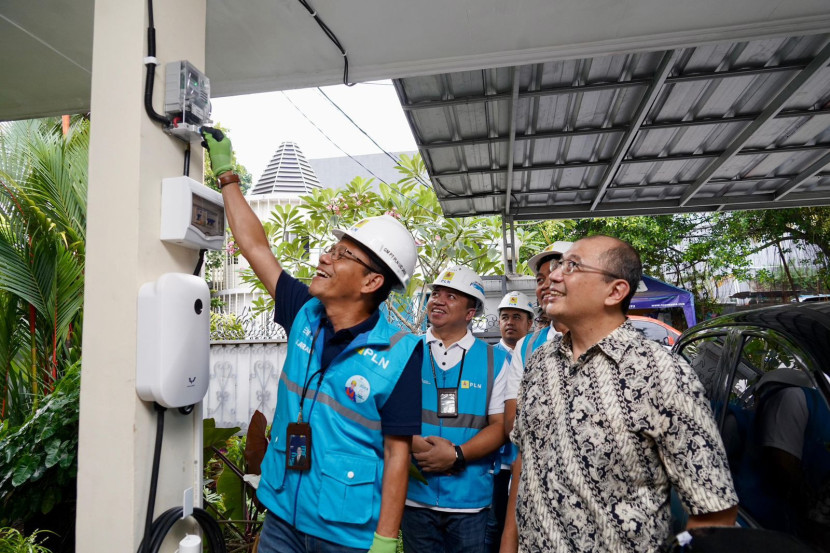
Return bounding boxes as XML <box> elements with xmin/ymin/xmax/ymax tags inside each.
<box><xmin>160</xmin><ymin>176</ymin><xmax>225</xmax><ymax>250</ymax></box>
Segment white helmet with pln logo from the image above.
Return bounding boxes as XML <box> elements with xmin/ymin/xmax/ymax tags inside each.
<box><xmin>429</xmin><ymin>265</ymin><xmax>486</xmax><ymax>315</ymax></box>
<box><xmin>497</xmin><ymin>291</ymin><xmax>535</xmax><ymax>316</ymax></box>
<box><xmin>332</xmin><ymin>215</ymin><xmax>417</xmax><ymax>291</ymax></box>
<box><xmin>527</xmin><ymin>240</ymin><xmax>574</xmax><ymax>273</ymax></box>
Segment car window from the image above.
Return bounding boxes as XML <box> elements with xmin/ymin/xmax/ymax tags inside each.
<box><xmin>677</xmin><ymin>334</ymin><xmax>729</xmax><ymax>407</ymax></box>
<box><xmin>723</xmin><ymin>333</ymin><xmax>830</xmax><ymax>551</ymax></box>
<box><xmin>631</xmin><ymin>320</ymin><xmax>669</xmax><ymax>343</ymax></box>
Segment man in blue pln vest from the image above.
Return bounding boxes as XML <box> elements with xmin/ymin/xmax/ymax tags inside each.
<box><xmin>484</xmin><ymin>291</ymin><xmax>535</xmax><ymax>552</ymax></box>
<box><xmin>402</xmin><ymin>265</ymin><xmax>508</xmax><ymax>553</ymax></box>
<box><xmin>502</xmin><ymin>241</ymin><xmax>572</xmax><ymax>450</ymax></box>
<box><xmin>202</xmin><ymin>129</ymin><xmax>423</xmax><ymax>553</ymax></box>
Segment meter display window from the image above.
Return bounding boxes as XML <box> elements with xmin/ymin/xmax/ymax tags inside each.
<box><xmin>190</xmin><ymin>194</ymin><xmax>224</xmax><ymax>237</ymax></box>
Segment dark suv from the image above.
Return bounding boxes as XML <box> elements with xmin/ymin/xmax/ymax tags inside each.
<box><xmin>674</xmin><ymin>303</ymin><xmax>830</xmax><ymax>553</ymax></box>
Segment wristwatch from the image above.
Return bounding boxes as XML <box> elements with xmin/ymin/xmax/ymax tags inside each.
<box><xmin>452</xmin><ymin>445</ymin><xmax>466</xmax><ymax>471</ymax></box>
<box><xmin>217</xmin><ymin>172</ymin><xmax>240</xmax><ymax>188</ymax></box>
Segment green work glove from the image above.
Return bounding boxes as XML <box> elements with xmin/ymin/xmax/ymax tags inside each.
<box><xmin>367</xmin><ymin>532</ymin><xmax>398</xmax><ymax>553</ymax></box>
<box><xmin>200</xmin><ymin>126</ymin><xmax>233</xmax><ymax>175</ymax></box>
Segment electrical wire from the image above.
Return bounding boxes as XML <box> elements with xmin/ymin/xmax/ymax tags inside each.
<box><xmin>183</xmin><ymin>143</ymin><xmax>191</xmax><ymax>176</ymax></box>
<box><xmin>193</xmin><ymin>249</ymin><xmax>207</xmax><ymax>276</ymax></box>
<box><xmin>281</xmin><ymin>92</ymin><xmax>440</xmax><ymax>217</ymax></box>
<box><xmin>296</xmin><ymin>0</ymin><xmax>354</xmax><ymax>86</ymax></box>
<box><xmin>316</xmin><ymin>89</ymin><xmax>404</xmax><ymax>169</ymax></box>
<box><xmin>139</xmin><ymin>403</ymin><xmax>226</xmax><ymax>553</ymax></box>
<box><xmin>144</xmin><ymin>0</ymin><xmax>171</xmax><ymax>127</ymax></box>
<box><xmin>315</xmin><ymin>87</ymin><xmax>433</xmax><ymax>190</ymax></box>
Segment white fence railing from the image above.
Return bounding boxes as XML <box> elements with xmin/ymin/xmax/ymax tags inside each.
<box><xmin>206</xmin><ymin>340</ymin><xmax>288</xmax><ymax>431</ymax></box>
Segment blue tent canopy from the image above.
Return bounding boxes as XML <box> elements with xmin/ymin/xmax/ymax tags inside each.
<box><xmin>629</xmin><ymin>275</ymin><xmax>696</xmax><ymax>328</ymax></box>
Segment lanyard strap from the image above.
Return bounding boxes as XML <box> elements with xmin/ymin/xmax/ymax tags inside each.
<box><xmin>298</xmin><ymin>325</ymin><xmax>325</xmax><ymax>422</ymax></box>
<box><xmin>428</xmin><ymin>344</ymin><xmax>467</xmax><ymax>390</ymax></box>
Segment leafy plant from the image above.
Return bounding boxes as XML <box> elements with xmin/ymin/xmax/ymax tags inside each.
<box><xmin>203</xmin><ymin>417</ymin><xmax>265</xmax><ymax>551</ymax></box>
<box><xmin>0</xmin><ymin>117</ymin><xmax>87</xmax><ymax>425</ymax></box>
<box><xmin>0</xmin><ymin>527</ymin><xmax>53</xmax><ymax>553</ymax></box>
<box><xmin>0</xmin><ymin>363</ymin><xmax>80</xmax><ymax>525</ymax></box>
<box><xmin>210</xmin><ymin>312</ymin><xmax>245</xmax><ymax>341</ymax></box>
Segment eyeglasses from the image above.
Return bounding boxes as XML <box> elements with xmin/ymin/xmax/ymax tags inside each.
<box><xmin>325</xmin><ymin>245</ymin><xmax>380</xmax><ymax>273</ymax></box>
<box><xmin>549</xmin><ymin>258</ymin><xmax>623</xmax><ymax>280</ymax></box>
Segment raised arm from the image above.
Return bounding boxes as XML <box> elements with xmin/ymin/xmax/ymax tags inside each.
<box><xmin>202</xmin><ymin>128</ymin><xmax>282</xmax><ymax>298</ymax></box>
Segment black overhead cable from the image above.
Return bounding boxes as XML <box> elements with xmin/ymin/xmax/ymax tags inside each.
<box><xmin>315</xmin><ymin>87</ymin><xmax>432</xmax><ymax>190</ymax></box>
<box><xmin>296</xmin><ymin>0</ymin><xmax>354</xmax><ymax>87</ymax></box>
<box><xmin>280</xmin><ymin>92</ymin><xmax>439</xmax><ymax>217</ymax></box>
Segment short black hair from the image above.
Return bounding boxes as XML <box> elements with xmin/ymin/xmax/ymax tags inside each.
<box><xmin>593</xmin><ymin>236</ymin><xmax>642</xmax><ymax>313</ymax></box>
<box><xmin>363</xmin><ymin>247</ymin><xmax>397</xmax><ymax>310</ymax></box>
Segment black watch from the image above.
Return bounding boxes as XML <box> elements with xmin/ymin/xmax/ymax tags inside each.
<box><xmin>452</xmin><ymin>445</ymin><xmax>467</xmax><ymax>471</ymax></box>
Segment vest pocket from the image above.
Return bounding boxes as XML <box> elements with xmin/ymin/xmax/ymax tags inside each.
<box><xmin>318</xmin><ymin>452</ymin><xmax>378</xmax><ymax>524</ymax></box>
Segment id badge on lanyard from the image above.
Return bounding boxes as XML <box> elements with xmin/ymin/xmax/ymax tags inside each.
<box><xmin>430</xmin><ymin>347</ymin><xmax>466</xmax><ymax>419</ymax></box>
<box><xmin>286</xmin><ymin>422</ymin><xmax>312</xmax><ymax>470</ymax></box>
<box><xmin>288</xmin><ymin>324</ymin><xmax>324</xmax><ymax>471</ymax></box>
<box><xmin>437</xmin><ymin>387</ymin><xmax>459</xmax><ymax>418</ymax></box>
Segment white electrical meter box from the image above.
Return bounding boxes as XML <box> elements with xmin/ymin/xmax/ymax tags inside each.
<box><xmin>137</xmin><ymin>273</ymin><xmax>210</xmax><ymax>408</ymax></box>
<box><xmin>161</xmin><ymin>176</ymin><xmax>225</xmax><ymax>250</ymax></box>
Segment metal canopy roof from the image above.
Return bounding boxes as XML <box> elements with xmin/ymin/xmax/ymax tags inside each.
<box><xmin>394</xmin><ymin>33</ymin><xmax>830</xmax><ymax>221</ymax></box>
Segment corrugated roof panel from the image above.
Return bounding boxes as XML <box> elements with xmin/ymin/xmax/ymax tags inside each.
<box><xmin>395</xmin><ymin>33</ymin><xmax>830</xmax><ymax>219</ymax></box>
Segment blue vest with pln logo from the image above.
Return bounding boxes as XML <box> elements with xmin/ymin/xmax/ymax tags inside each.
<box><xmin>408</xmin><ymin>337</ymin><xmax>506</xmax><ymax>509</ymax></box>
<box><xmin>257</xmin><ymin>298</ymin><xmax>420</xmax><ymax>549</ymax></box>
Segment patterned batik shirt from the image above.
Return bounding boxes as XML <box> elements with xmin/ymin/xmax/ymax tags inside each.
<box><xmin>511</xmin><ymin>321</ymin><xmax>737</xmax><ymax>553</ymax></box>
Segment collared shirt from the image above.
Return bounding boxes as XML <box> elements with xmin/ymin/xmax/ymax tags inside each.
<box><xmin>503</xmin><ymin>323</ymin><xmax>560</xmax><ymax>401</ymax></box>
<box><xmin>424</xmin><ymin>328</ymin><xmax>506</xmax><ymax>415</ymax></box>
<box><xmin>512</xmin><ymin>321</ymin><xmax>737</xmax><ymax>553</ymax></box>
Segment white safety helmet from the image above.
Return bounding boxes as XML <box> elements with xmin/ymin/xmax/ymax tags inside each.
<box><xmin>497</xmin><ymin>291</ymin><xmax>535</xmax><ymax>316</ymax></box>
<box><xmin>429</xmin><ymin>265</ymin><xmax>486</xmax><ymax>315</ymax></box>
<box><xmin>527</xmin><ymin>240</ymin><xmax>574</xmax><ymax>274</ymax></box>
<box><xmin>332</xmin><ymin>215</ymin><xmax>417</xmax><ymax>291</ymax></box>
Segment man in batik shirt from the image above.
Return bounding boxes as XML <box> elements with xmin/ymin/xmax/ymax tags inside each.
<box><xmin>502</xmin><ymin>235</ymin><xmax>738</xmax><ymax>553</ymax></box>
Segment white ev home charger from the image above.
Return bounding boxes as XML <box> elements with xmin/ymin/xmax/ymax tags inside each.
<box><xmin>136</xmin><ymin>273</ymin><xmax>211</xmax><ymax>408</ymax></box>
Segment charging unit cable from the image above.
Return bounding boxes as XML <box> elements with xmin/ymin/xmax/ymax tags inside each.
<box><xmin>138</xmin><ymin>403</ymin><xmax>226</xmax><ymax>553</ymax></box>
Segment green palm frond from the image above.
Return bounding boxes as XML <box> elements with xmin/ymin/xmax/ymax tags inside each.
<box><xmin>0</xmin><ymin>116</ymin><xmax>87</xmax><ymax>417</ymax></box>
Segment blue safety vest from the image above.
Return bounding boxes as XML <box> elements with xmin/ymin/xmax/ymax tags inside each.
<box><xmin>257</xmin><ymin>298</ymin><xmax>420</xmax><ymax>549</ymax></box>
<box><xmin>520</xmin><ymin>326</ymin><xmax>552</xmax><ymax>365</ymax></box>
<box><xmin>494</xmin><ymin>342</ymin><xmax>514</xmax><ymax>471</ymax></box>
<box><xmin>493</xmin><ymin>327</ymin><xmax>553</xmax><ymax>469</ymax></box>
<box><xmin>408</xmin><ymin>337</ymin><xmax>506</xmax><ymax>509</ymax></box>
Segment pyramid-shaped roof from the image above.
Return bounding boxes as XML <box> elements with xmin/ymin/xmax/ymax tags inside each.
<box><xmin>250</xmin><ymin>141</ymin><xmax>322</xmax><ymax>196</ymax></box>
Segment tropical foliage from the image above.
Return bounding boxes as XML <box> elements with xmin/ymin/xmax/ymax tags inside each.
<box><xmin>0</xmin><ymin>527</ymin><xmax>53</xmax><ymax>553</ymax></box>
<box><xmin>0</xmin><ymin>117</ymin><xmax>86</xmax><ymax>427</ymax></box>
<box><xmin>0</xmin><ymin>363</ymin><xmax>79</xmax><ymax>525</ymax></box>
<box><xmin>235</xmin><ymin>154</ymin><xmax>539</xmax><ymax>332</ymax></box>
<box><xmin>536</xmin><ymin>208</ymin><xmax>830</xmax><ymax>320</ymax></box>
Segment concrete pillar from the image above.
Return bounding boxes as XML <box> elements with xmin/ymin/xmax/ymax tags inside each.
<box><xmin>77</xmin><ymin>1</ymin><xmax>207</xmax><ymax>551</ymax></box>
